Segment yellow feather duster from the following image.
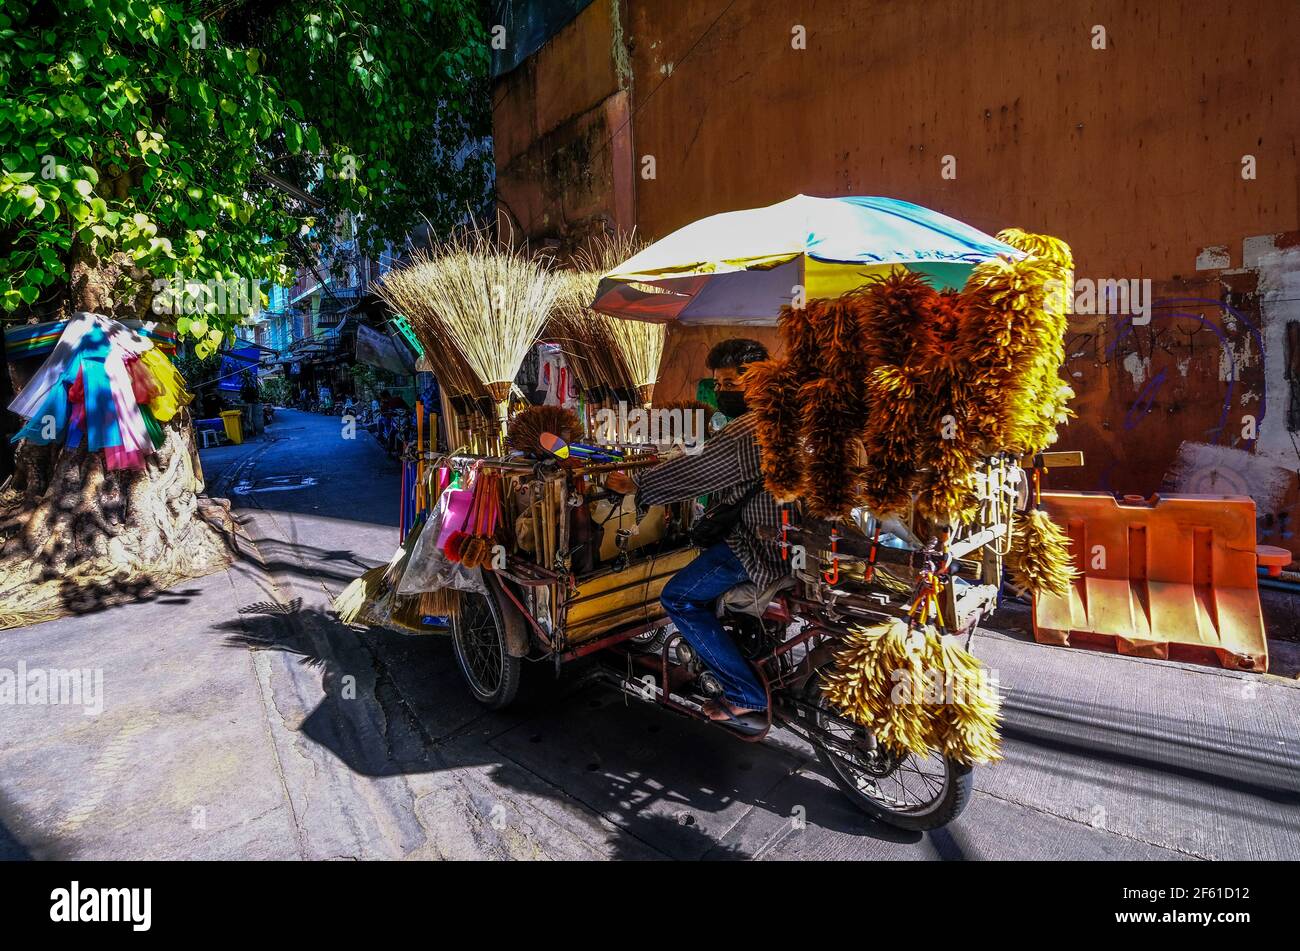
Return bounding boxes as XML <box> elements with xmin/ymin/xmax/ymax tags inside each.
<box><xmin>821</xmin><ymin>619</ymin><xmax>1002</xmax><ymax>766</ymax></box>
<box><xmin>1007</xmin><ymin>507</ymin><xmax>1080</xmax><ymax>597</ymax></box>
<box><xmin>936</xmin><ymin>636</ymin><xmax>1003</xmax><ymax>765</ymax></box>
<box><xmin>820</xmin><ymin>620</ymin><xmax>939</xmax><ymax>757</ymax></box>
<box><xmin>962</xmin><ymin>230</ymin><xmax>1075</xmax><ymax>456</ymax></box>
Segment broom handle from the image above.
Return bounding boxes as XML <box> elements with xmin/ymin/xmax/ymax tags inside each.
<box><xmin>416</xmin><ymin>400</ymin><xmax>425</xmax><ymax>514</ymax></box>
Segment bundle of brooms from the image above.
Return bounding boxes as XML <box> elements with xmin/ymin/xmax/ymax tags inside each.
<box><xmin>378</xmin><ymin>221</ymin><xmax>564</xmax><ymax>441</ymax></box>
<box><xmin>547</xmin><ymin>272</ymin><xmax>635</xmax><ymax>409</ymax></box>
<box><xmin>333</xmin><ymin>513</ymin><xmax>461</xmax><ymax>632</ymax></box>
<box><xmin>551</xmin><ymin>232</ymin><xmax>666</xmax><ymax>408</ymax></box>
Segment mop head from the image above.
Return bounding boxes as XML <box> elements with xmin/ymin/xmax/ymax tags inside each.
<box><xmin>821</xmin><ymin>619</ymin><xmax>1003</xmax><ymax>766</ymax></box>
<box><xmin>743</xmin><ymin>356</ymin><xmax>807</xmax><ymax>501</ymax></box>
<box><xmin>506</xmin><ymin>405</ymin><xmax>581</xmax><ymax>456</ymax></box>
<box><xmin>1007</xmin><ymin>507</ymin><xmax>1079</xmax><ymax>597</ymax></box>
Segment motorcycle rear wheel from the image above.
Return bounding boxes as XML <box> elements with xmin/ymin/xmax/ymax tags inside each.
<box><xmin>803</xmin><ymin>668</ymin><xmax>972</xmax><ymax>831</ymax></box>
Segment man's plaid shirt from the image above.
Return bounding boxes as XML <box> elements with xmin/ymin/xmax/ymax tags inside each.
<box><xmin>632</xmin><ymin>413</ymin><xmax>786</xmax><ymax>590</ymax></box>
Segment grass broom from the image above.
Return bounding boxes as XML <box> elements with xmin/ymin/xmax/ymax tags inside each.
<box><xmin>559</xmin><ymin>231</ymin><xmax>666</xmax><ymax>407</ymax></box>
<box><xmin>378</xmin><ymin>220</ymin><xmax>563</xmax><ymax>435</ymax></box>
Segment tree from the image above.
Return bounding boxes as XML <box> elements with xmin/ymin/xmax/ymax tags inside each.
<box><xmin>0</xmin><ymin>0</ymin><xmax>491</xmax><ymax>625</ymax></box>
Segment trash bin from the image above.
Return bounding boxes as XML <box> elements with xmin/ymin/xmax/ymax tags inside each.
<box><xmin>219</xmin><ymin>409</ymin><xmax>244</xmax><ymax>445</ymax></box>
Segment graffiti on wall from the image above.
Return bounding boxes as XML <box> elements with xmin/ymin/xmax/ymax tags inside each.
<box><xmin>1060</xmin><ymin>289</ymin><xmax>1298</xmax><ymax>553</ymax></box>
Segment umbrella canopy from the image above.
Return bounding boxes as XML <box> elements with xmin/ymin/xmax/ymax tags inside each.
<box><xmin>591</xmin><ymin>194</ymin><xmax>1023</xmax><ymax>325</ymax></box>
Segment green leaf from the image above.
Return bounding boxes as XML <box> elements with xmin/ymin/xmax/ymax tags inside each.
<box><xmin>57</xmin><ymin>93</ymin><xmax>88</xmax><ymax>119</ymax></box>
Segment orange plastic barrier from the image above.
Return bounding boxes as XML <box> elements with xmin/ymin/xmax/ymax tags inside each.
<box><xmin>1033</xmin><ymin>492</ymin><xmax>1269</xmax><ymax>672</ymax></box>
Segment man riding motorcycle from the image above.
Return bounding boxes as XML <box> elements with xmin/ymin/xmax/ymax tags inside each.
<box><xmin>604</xmin><ymin>338</ymin><xmax>783</xmax><ymax>734</ymax></box>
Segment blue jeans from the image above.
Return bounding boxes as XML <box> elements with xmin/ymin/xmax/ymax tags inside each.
<box><xmin>660</xmin><ymin>542</ymin><xmax>767</xmax><ymax>710</ymax></box>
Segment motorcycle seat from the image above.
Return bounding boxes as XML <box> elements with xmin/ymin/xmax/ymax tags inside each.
<box><xmin>717</xmin><ymin>576</ymin><xmax>795</xmax><ymax>618</ymax></box>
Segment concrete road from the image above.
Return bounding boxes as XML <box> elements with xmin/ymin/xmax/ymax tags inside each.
<box><xmin>1</xmin><ymin>408</ymin><xmax>1297</xmax><ymax>860</ymax></box>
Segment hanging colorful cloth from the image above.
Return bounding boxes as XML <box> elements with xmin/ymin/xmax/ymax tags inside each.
<box><xmin>65</xmin><ymin>325</ymin><xmax>121</xmax><ymax>453</ymax></box>
<box><xmin>12</xmin><ymin>351</ymin><xmax>82</xmax><ymax>446</ymax></box>
<box><xmin>10</xmin><ymin>313</ymin><xmax>191</xmax><ymax>471</ymax></box>
<box><xmin>125</xmin><ymin>353</ymin><xmax>167</xmax><ymax>450</ymax></box>
<box><xmin>138</xmin><ymin>345</ymin><xmax>193</xmax><ymax>422</ymax></box>
<box><xmin>104</xmin><ymin>344</ymin><xmax>150</xmax><ymax>470</ymax></box>
<box><xmin>8</xmin><ymin>313</ymin><xmax>101</xmax><ymax>422</ymax></box>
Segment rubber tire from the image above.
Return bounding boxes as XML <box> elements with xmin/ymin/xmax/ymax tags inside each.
<box><xmin>451</xmin><ymin>587</ymin><xmax>524</xmax><ymax>710</ymax></box>
<box><xmin>804</xmin><ymin>669</ymin><xmax>973</xmax><ymax>831</ymax></box>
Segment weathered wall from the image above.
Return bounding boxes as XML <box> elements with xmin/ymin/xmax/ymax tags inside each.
<box><xmin>492</xmin><ymin>0</ymin><xmax>1300</xmax><ymax>556</ymax></box>
<box><xmin>492</xmin><ymin>0</ymin><xmax>634</xmax><ymax>245</ymax></box>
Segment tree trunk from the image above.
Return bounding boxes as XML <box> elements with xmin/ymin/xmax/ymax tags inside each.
<box><xmin>0</xmin><ymin>413</ymin><xmax>235</xmax><ymax>628</ymax></box>
<box><xmin>0</xmin><ymin>261</ymin><xmax>235</xmax><ymax>628</ymax></box>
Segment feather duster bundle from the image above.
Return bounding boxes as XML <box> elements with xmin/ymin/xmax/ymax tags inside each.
<box><xmin>743</xmin><ymin>357</ymin><xmax>807</xmax><ymax>500</ymax></box>
<box><xmin>936</xmin><ymin>635</ymin><xmax>1003</xmax><ymax>764</ymax></box>
<box><xmin>739</xmin><ymin>232</ymin><xmax>1075</xmax><ymax>526</ymax></box>
<box><xmin>779</xmin><ymin>297</ymin><xmax>823</xmax><ymax>376</ymax></box>
<box><xmin>859</xmin><ymin>363</ymin><xmax>921</xmax><ymax>516</ymax></box>
<box><xmin>912</xmin><ymin>290</ymin><xmax>981</xmax><ymax>523</ymax></box>
<box><xmin>820</xmin><ymin>619</ymin><xmax>1002</xmax><ymax>766</ymax></box>
<box><xmin>744</xmin><ymin>301</ymin><xmax>823</xmax><ymax>501</ymax></box>
<box><xmin>820</xmin><ymin>620</ymin><xmax>937</xmax><ymax>757</ymax></box>
<box><xmin>506</xmin><ymin>404</ymin><xmax>582</xmax><ymax>456</ymax></box>
<box><xmin>913</xmin><ymin>289</ymin><xmax>973</xmax><ymax>375</ymax></box>
<box><xmin>851</xmin><ymin>270</ymin><xmax>934</xmax><ymax>367</ymax></box>
<box><xmin>962</xmin><ymin>230</ymin><xmax>1075</xmax><ymax>455</ymax></box>
<box><xmin>798</xmin><ymin>376</ymin><xmax>864</xmax><ymax>517</ymax></box>
<box><xmin>798</xmin><ymin>297</ymin><xmax>873</xmax><ymax>517</ymax></box>
<box><xmin>1006</xmin><ymin>507</ymin><xmax>1079</xmax><ymax>597</ymax></box>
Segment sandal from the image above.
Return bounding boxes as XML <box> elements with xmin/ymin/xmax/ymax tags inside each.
<box><xmin>703</xmin><ymin>701</ymin><xmax>767</xmax><ymax>736</ymax></box>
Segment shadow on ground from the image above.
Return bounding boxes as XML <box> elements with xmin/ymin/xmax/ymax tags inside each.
<box><xmin>217</xmin><ymin>599</ymin><xmax>922</xmax><ymax>858</ymax></box>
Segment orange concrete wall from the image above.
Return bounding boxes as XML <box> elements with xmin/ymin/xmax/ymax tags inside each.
<box><xmin>623</xmin><ymin>0</ymin><xmax>1299</xmax><ymax>277</ymax></box>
